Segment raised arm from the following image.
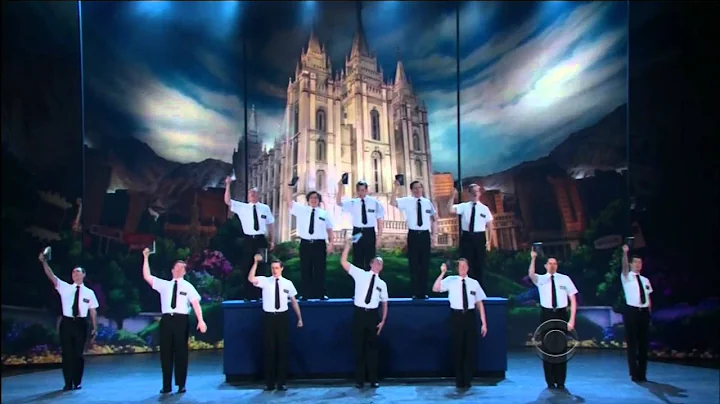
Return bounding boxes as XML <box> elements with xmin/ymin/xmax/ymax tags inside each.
<box><xmin>528</xmin><ymin>251</ymin><xmax>538</xmax><ymax>284</ymax></box>
<box><xmin>447</xmin><ymin>188</ymin><xmax>460</xmax><ymax>214</ymax></box>
<box><xmin>621</xmin><ymin>244</ymin><xmax>630</xmax><ymax>277</ymax></box>
<box><xmin>390</xmin><ymin>180</ymin><xmax>401</xmax><ymax>207</ymax></box>
<box><xmin>38</xmin><ymin>250</ymin><xmax>58</xmax><ymax>288</ymax></box>
<box><xmin>286</xmin><ymin>184</ymin><xmax>294</xmax><ymax>211</ymax></box>
<box><xmin>248</xmin><ymin>254</ymin><xmax>263</xmax><ymax>284</ymax></box>
<box><xmin>432</xmin><ymin>263</ymin><xmax>447</xmax><ymax>293</ymax></box>
<box><xmin>142</xmin><ymin>248</ymin><xmax>154</xmax><ymax>287</ymax></box>
<box><xmin>223</xmin><ymin>176</ymin><xmax>232</xmax><ymax>206</ymax></box>
<box><xmin>72</xmin><ymin>198</ymin><xmax>82</xmax><ymax>233</ymax></box>
<box><xmin>340</xmin><ymin>237</ymin><xmax>352</xmax><ymax>272</ymax></box>
<box><xmin>335</xmin><ymin>179</ymin><xmax>344</xmax><ymax>206</ymax></box>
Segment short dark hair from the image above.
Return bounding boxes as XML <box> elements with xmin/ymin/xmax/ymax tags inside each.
<box><xmin>468</xmin><ymin>183</ymin><xmax>481</xmax><ymax>192</ymax></box>
<box><xmin>356</xmin><ymin>180</ymin><xmax>368</xmax><ymax>190</ymax></box>
<box><xmin>631</xmin><ymin>255</ymin><xmax>642</xmax><ymax>262</ymax></box>
<box><xmin>457</xmin><ymin>258</ymin><xmax>469</xmax><ymax>266</ymax></box>
<box><xmin>306</xmin><ymin>190</ymin><xmax>322</xmax><ymax>203</ymax></box>
<box><xmin>546</xmin><ymin>257</ymin><xmax>558</xmax><ymax>263</ymax></box>
<box><xmin>174</xmin><ymin>260</ymin><xmax>187</xmax><ymax>267</ymax></box>
<box><xmin>409</xmin><ymin>180</ymin><xmax>422</xmax><ymax>189</ymax></box>
<box><xmin>72</xmin><ymin>267</ymin><xmax>86</xmax><ymax>274</ymax></box>
<box><xmin>270</xmin><ymin>260</ymin><xmax>284</xmax><ymax>268</ymax></box>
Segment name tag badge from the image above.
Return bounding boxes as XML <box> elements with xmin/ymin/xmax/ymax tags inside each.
<box><xmin>261</xmin><ymin>214</ymin><xmax>267</xmax><ymax>219</ymax></box>
<box><xmin>480</xmin><ymin>213</ymin><xmax>487</xmax><ymax>218</ymax></box>
<box><xmin>82</xmin><ymin>298</ymin><xmax>90</xmax><ymax>303</ymax></box>
<box><xmin>425</xmin><ymin>209</ymin><xmax>432</xmax><ymax>214</ymax></box>
<box><xmin>376</xmin><ymin>286</ymin><xmax>381</xmax><ymax>292</ymax></box>
<box><xmin>283</xmin><ymin>289</ymin><xmax>289</xmax><ymax>294</ymax></box>
<box><xmin>319</xmin><ymin>216</ymin><xmax>326</xmax><ymax>221</ymax></box>
<box><xmin>470</xmin><ymin>291</ymin><xmax>476</xmax><ymax>296</ymax></box>
<box><xmin>559</xmin><ymin>285</ymin><xmax>567</xmax><ymax>290</ymax></box>
<box><xmin>368</xmin><ymin>209</ymin><xmax>375</xmax><ymax>213</ymax></box>
<box><xmin>179</xmin><ymin>291</ymin><xmax>188</xmax><ymax>296</ymax></box>
<box><xmin>645</xmin><ymin>285</ymin><xmax>650</xmax><ymax>290</ymax></box>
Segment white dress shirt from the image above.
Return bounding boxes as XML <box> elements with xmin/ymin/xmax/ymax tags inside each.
<box><xmin>440</xmin><ymin>275</ymin><xmax>487</xmax><ymax>310</ymax></box>
<box><xmin>621</xmin><ymin>271</ymin><xmax>653</xmax><ymax>308</ymax></box>
<box><xmin>534</xmin><ymin>273</ymin><xmax>578</xmax><ymax>309</ymax></box>
<box><xmin>396</xmin><ymin>196</ymin><xmax>436</xmax><ymax>231</ymax></box>
<box><xmin>349</xmin><ymin>265</ymin><xmax>389</xmax><ymax>309</ymax></box>
<box><xmin>229</xmin><ymin>200</ymin><xmax>275</xmax><ymax>236</ymax></box>
<box><xmin>152</xmin><ymin>277</ymin><xmax>201</xmax><ymax>315</ymax></box>
<box><xmin>254</xmin><ymin>276</ymin><xmax>298</xmax><ymax>313</ymax></box>
<box><xmin>55</xmin><ymin>278</ymin><xmax>99</xmax><ymax>318</ymax></box>
<box><xmin>341</xmin><ymin>197</ymin><xmax>385</xmax><ymax>228</ymax></box>
<box><xmin>453</xmin><ymin>201</ymin><xmax>493</xmax><ymax>232</ymax></box>
<box><xmin>290</xmin><ymin>202</ymin><xmax>333</xmax><ymax>240</ymax></box>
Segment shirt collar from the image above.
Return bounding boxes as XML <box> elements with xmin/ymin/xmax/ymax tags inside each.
<box><xmin>73</xmin><ymin>283</ymin><xmax>84</xmax><ymax>287</ymax></box>
<box><xmin>172</xmin><ymin>277</ymin><xmax>183</xmax><ymax>282</ymax></box>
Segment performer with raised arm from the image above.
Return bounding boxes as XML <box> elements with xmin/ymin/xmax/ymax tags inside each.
<box><xmin>339</xmin><ymin>236</ymin><xmax>389</xmax><ymax>389</ymax></box>
<box><xmin>224</xmin><ymin>176</ymin><xmax>275</xmax><ymax>301</ymax></box>
<box><xmin>287</xmin><ymin>187</ymin><xmax>334</xmax><ymax>300</ymax></box>
<box><xmin>248</xmin><ymin>254</ymin><xmax>303</xmax><ymax>391</ymax></box>
<box><xmin>620</xmin><ymin>244</ymin><xmax>653</xmax><ymax>382</ymax></box>
<box><xmin>432</xmin><ymin>259</ymin><xmax>488</xmax><ymax>389</ymax></box>
<box><xmin>38</xmin><ymin>249</ymin><xmax>98</xmax><ymax>391</ymax></box>
<box><xmin>142</xmin><ymin>248</ymin><xmax>207</xmax><ymax>395</ymax></box>
<box><xmin>528</xmin><ymin>250</ymin><xmax>578</xmax><ymax>390</ymax></box>
<box><xmin>336</xmin><ymin>179</ymin><xmax>385</xmax><ymax>270</ymax></box>
<box><xmin>391</xmin><ymin>179</ymin><xmax>438</xmax><ymax>299</ymax></box>
<box><xmin>447</xmin><ymin>184</ymin><xmax>494</xmax><ymax>285</ymax></box>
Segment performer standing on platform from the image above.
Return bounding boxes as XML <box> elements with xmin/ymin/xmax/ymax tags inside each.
<box><xmin>340</xmin><ymin>236</ymin><xmax>389</xmax><ymax>389</ymax></box>
<box><xmin>391</xmin><ymin>179</ymin><xmax>438</xmax><ymax>299</ymax></box>
<box><xmin>432</xmin><ymin>259</ymin><xmax>488</xmax><ymax>389</ymax></box>
<box><xmin>224</xmin><ymin>176</ymin><xmax>275</xmax><ymax>301</ymax></box>
<box><xmin>287</xmin><ymin>188</ymin><xmax>334</xmax><ymax>300</ymax></box>
<box><xmin>528</xmin><ymin>250</ymin><xmax>577</xmax><ymax>390</ymax></box>
<box><xmin>142</xmin><ymin>248</ymin><xmax>207</xmax><ymax>395</ymax></box>
<box><xmin>620</xmin><ymin>244</ymin><xmax>652</xmax><ymax>382</ymax></box>
<box><xmin>38</xmin><ymin>250</ymin><xmax>98</xmax><ymax>391</ymax></box>
<box><xmin>248</xmin><ymin>254</ymin><xmax>303</xmax><ymax>391</ymax></box>
<box><xmin>448</xmin><ymin>184</ymin><xmax>494</xmax><ymax>285</ymax></box>
<box><xmin>336</xmin><ymin>179</ymin><xmax>385</xmax><ymax>270</ymax></box>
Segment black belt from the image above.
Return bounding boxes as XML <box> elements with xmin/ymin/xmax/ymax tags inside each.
<box><xmin>245</xmin><ymin>234</ymin><xmax>266</xmax><ymax>239</ymax></box>
<box><xmin>264</xmin><ymin>311</ymin><xmax>288</xmax><ymax>315</ymax></box>
<box><xmin>408</xmin><ymin>229</ymin><xmax>430</xmax><ymax>233</ymax></box>
<box><xmin>355</xmin><ymin>306</ymin><xmax>378</xmax><ymax>312</ymax></box>
<box><xmin>451</xmin><ymin>308</ymin><xmax>475</xmax><ymax>313</ymax></box>
<box><xmin>162</xmin><ymin>313</ymin><xmax>188</xmax><ymax>317</ymax></box>
<box><xmin>301</xmin><ymin>238</ymin><xmax>326</xmax><ymax>243</ymax></box>
<box><xmin>63</xmin><ymin>316</ymin><xmax>87</xmax><ymax>320</ymax></box>
<box><xmin>353</xmin><ymin>227</ymin><xmax>375</xmax><ymax>231</ymax></box>
<box><xmin>542</xmin><ymin>307</ymin><xmax>567</xmax><ymax>312</ymax></box>
<box><xmin>462</xmin><ymin>230</ymin><xmax>486</xmax><ymax>235</ymax></box>
<box><xmin>627</xmin><ymin>305</ymin><xmax>649</xmax><ymax>311</ymax></box>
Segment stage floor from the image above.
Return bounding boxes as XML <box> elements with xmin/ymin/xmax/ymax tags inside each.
<box><xmin>2</xmin><ymin>349</ymin><xmax>718</xmax><ymax>404</ymax></box>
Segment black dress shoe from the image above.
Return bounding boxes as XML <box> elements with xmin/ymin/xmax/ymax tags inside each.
<box><xmin>73</xmin><ymin>385</ymin><xmax>82</xmax><ymax>390</ymax></box>
<box><xmin>556</xmin><ymin>384</ymin><xmax>566</xmax><ymax>390</ymax></box>
<box><xmin>177</xmin><ymin>386</ymin><xmax>186</xmax><ymax>394</ymax></box>
<box><xmin>355</xmin><ymin>383</ymin><xmax>364</xmax><ymax>389</ymax></box>
<box><xmin>369</xmin><ymin>382</ymin><xmax>379</xmax><ymax>388</ymax></box>
<box><xmin>547</xmin><ymin>383</ymin><xmax>556</xmax><ymax>389</ymax></box>
<box><xmin>631</xmin><ymin>376</ymin><xmax>641</xmax><ymax>382</ymax></box>
<box><xmin>264</xmin><ymin>385</ymin><xmax>275</xmax><ymax>391</ymax></box>
<box><xmin>160</xmin><ymin>388</ymin><xmax>172</xmax><ymax>394</ymax></box>
<box><xmin>63</xmin><ymin>385</ymin><xmax>73</xmax><ymax>392</ymax></box>
<box><xmin>276</xmin><ymin>385</ymin><xmax>287</xmax><ymax>391</ymax></box>
<box><xmin>321</xmin><ymin>295</ymin><xmax>329</xmax><ymax>300</ymax></box>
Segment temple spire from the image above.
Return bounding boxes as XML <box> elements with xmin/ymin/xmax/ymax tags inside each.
<box><xmin>394</xmin><ymin>47</ymin><xmax>408</xmax><ymax>86</ymax></box>
<box><xmin>349</xmin><ymin>1</ymin><xmax>370</xmax><ymax>58</ymax></box>
<box><xmin>249</xmin><ymin>104</ymin><xmax>258</xmax><ymax>133</ymax></box>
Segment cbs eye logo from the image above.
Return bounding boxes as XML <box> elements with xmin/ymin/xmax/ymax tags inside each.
<box><xmin>531</xmin><ymin>319</ymin><xmax>580</xmax><ymax>364</ymax></box>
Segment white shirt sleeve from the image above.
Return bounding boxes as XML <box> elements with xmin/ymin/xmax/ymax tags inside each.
<box><xmin>484</xmin><ymin>204</ymin><xmax>494</xmax><ymax>221</ymax></box>
<box><xmin>375</xmin><ymin>199</ymin><xmax>386</xmax><ymax>220</ymax></box>
<box><xmin>474</xmin><ymin>282</ymin><xmax>488</xmax><ymax>300</ymax></box>
<box><xmin>429</xmin><ymin>201</ymin><xmax>438</xmax><ymax>216</ymax></box>
<box><xmin>151</xmin><ymin>276</ymin><xmax>171</xmax><ymax>293</ymax></box>
<box><xmin>55</xmin><ymin>277</ymin><xmax>73</xmax><ymax>294</ymax></box>
<box><xmin>348</xmin><ymin>265</ymin><xmax>362</xmax><ymax>279</ymax></box>
<box><xmin>290</xmin><ymin>201</ymin><xmax>304</xmax><ymax>216</ymax></box>
<box><xmin>439</xmin><ymin>277</ymin><xmax>452</xmax><ymax>293</ymax></box>
<box><xmin>254</xmin><ymin>276</ymin><xmax>269</xmax><ymax>288</ymax></box>
<box><xmin>229</xmin><ymin>200</ymin><xmax>245</xmax><ymax>215</ymax></box>
<box><xmin>264</xmin><ymin>205</ymin><xmax>275</xmax><ymax>224</ymax></box>
<box><xmin>186</xmin><ymin>283</ymin><xmax>201</xmax><ymax>303</ymax></box>
<box><xmin>453</xmin><ymin>203</ymin><xmax>466</xmax><ymax>215</ymax></box>
<box><xmin>341</xmin><ymin>199</ymin><xmax>353</xmax><ymax>213</ymax></box>
<box><xmin>645</xmin><ymin>278</ymin><xmax>653</xmax><ymax>294</ymax></box>
<box><xmin>324</xmin><ymin>211</ymin><xmax>334</xmax><ymax>229</ymax></box>
<box><xmin>396</xmin><ymin>197</ymin><xmax>409</xmax><ymax>213</ymax></box>
<box><xmin>380</xmin><ymin>283</ymin><xmax>389</xmax><ymax>302</ymax></box>
<box><xmin>287</xmin><ymin>281</ymin><xmax>298</xmax><ymax>298</ymax></box>
<box><xmin>88</xmin><ymin>290</ymin><xmax>100</xmax><ymax>309</ymax></box>
<box><xmin>564</xmin><ymin>276</ymin><xmax>578</xmax><ymax>296</ymax></box>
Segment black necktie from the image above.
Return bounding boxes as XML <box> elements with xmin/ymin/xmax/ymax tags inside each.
<box><xmin>309</xmin><ymin>208</ymin><xmax>315</xmax><ymax>235</ymax></box>
<box><xmin>462</xmin><ymin>279</ymin><xmax>469</xmax><ymax>311</ymax></box>
<box><xmin>364</xmin><ymin>274</ymin><xmax>376</xmax><ymax>304</ymax></box>
<box><xmin>468</xmin><ymin>203</ymin><xmax>476</xmax><ymax>232</ymax></box>
<box><xmin>361</xmin><ymin>199</ymin><xmax>368</xmax><ymax>225</ymax></box>
<box><xmin>417</xmin><ymin>199</ymin><xmax>423</xmax><ymax>227</ymax></box>
<box><xmin>72</xmin><ymin>286</ymin><xmax>80</xmax><ymax>317</ymax></box>
<box><xmin>636</xmin><ymin>274</ymin><xmax>646</xmax><ymax>305</ymax></box>
<box><xmin>252</xmin><ymin>205</ymin><xmax>260</xmax><ymax>231</ymax></box>
<box><xmin>550</xmin><ymin>275</ymin><xmax>558</xmax><ymax>309</ymax></box>
<box><xmin>170</xmin><ymin>280</ymin><xmax>178</xmax><ymax>309</ymax></box>
<box><xmin>275</xmin><ymin>278</ymin><xmax>281</xmax><ymax>310</ymax></box>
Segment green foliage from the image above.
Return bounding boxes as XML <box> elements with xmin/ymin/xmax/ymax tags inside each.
<box><xmin>1</xmin><ymin>320</ymin><xmax>57</xmax><ymax>353</ymax></box>
<box><xmin>189</xmin><ymin>303</ymin><xmax>223</xmax><ymax>343</ymax></box>
<box><xmin>108</xmin><ymin>329</ymin><xmax>147</xmax><ymax>347</ymax></box>
<box><xmin>272</xmin><ymin>241</ymin><xmax>300</xmax><ymax>261</ymax></box>
<box><xmin>507</xmin><ymin>306</ymin><xmax>606</xmax><ymax>346</ymax></box>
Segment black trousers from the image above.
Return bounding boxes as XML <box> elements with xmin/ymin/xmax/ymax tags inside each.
<box><xmin>353</xmin><ymin>307</ymin><xmax>379</xmax><ymax>384</ymax></box>
<box><xmin>299</xmin><ymin>239</ymin><xmax>327</xmax><ymax>298</ymax></box>
<box><xmin>240</xmin><ymin>235</ymin><xmax>268</xmax><ymax>300</ymax></box>
<box><xmin>460</xmin><ymin>231</ymin><xmax>487</xmax><ymax>285</ymax></box>
<box><xmin>59</xmin><ymin>317</ymin><xmax>88</xmax><ymax>387</ymax></box>
<box><xmin>407</xmin><ymin>230</ymin><xmax>431</xmax><ymax>297</ymax></box>
<box><xmin>352</xmin><ymin>227</ymin><xmax>376</xmax><ymax>270</ymax></box>
<box><xmin>540</xmin><ymin>308</ymin><xmax>568</xmax><ymax>386</ymax></box>
<box><xmin>263</xmin><ymin>311</ymin><xmax>290</xmax><ymax>386</ymax></box>
<box><xmin>623</xmin><ymin>306</ymin><xmax>650</xmax><ymax>379</ymax></box>
<box><xmin>450</xmin><ymin>309</ymin><xmax>478</xmax><ymax>387</ymax></box>
<box><xmin>159</xmin><ymin>313</ymin><xmax>190</xmax><ymax>390</ymax></box>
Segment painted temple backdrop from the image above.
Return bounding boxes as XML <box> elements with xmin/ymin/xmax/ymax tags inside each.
<box><xmin>2</xmin><ymin>1</ymin><xmax>717</xmax><ymax>367</ymax></box>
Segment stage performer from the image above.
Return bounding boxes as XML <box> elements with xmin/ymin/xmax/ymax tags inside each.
<box><xmin>339</xmin><ymin>236</ymin><xmax>388</xmax><ymax>389</ymax></box>
<box><xmin>248</xmin><ymin>254</ymin><xmax>303</xmax><ymax>391</ymax></box>
<box><xmin>336</xmin><ymin>179</ymin><xmax>384</xmax><ymax>270</ymax></box>
<box><xmin>620</xmin><ymin>244</ymin><xmax>652</xmax><ymax>382</ymax></box>
<box><xmin>448</xmin><ymin>184</ymin><xmax>494</xmax><ymax>286</ymax></box>
<box><xmin>38</xmin><ymin>250</ymin><xmax>98</xmax><ymax>391</ymax></box>
<box><xmin>224</xmin><ymin>176</ymin><xmax>275</xmax><ymax>301</ymax></box>
<box><xmin>142</xmin><ymin>248</ymin><xmax>207</xmax><ymax>395</ymax></box>
<box><xmin>390</xmin><ymin>178</ymin><xmax>438</xmax><ymax>299</ymax></box>
<box><xmin>287</xmin><ymin>188</ymin><xmax>334</xmax><ymax>300</ymax></box>
<box><xmin>432</xmin><ymin>259</ymin><xmax>488</xmax><ymax>389</ymax></box>
<box><xmin>528</xmin><ymin>250</ymin><xmax>578</xmax><ymax>390</ymax></box>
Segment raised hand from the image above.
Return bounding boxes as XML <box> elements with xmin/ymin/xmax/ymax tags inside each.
<box><xmin>440</xmin><ymin>263</ymin><xmax>447</xmax><ymax>274</ymax></box>
<box><xmin>143</xmin><ymin>248</ymin><xmax>151</xmax><ymax>258</ymax></box>
<box><xmin>254</xmin><ymin>254</ymin><xmax>263</xmax><ymax>262</ymax></box>
<box><xmin>622</xmin><ymin>244</ymin><xmax>629</xmax><ymax>253</ymax></box>
<box><xmin>38</xmin><ymin>251</ymin><xmax>46</xmax><ymax>262</ymax></box>
<box><xmin>530</xmin><ymin>250</ymin><xmax>537</xmax><ymax>259</ymax></box>
<box><xmin>225</xmin><ymin>176</ymin><xmax>232</xmax><ymax>186</ymax></box>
